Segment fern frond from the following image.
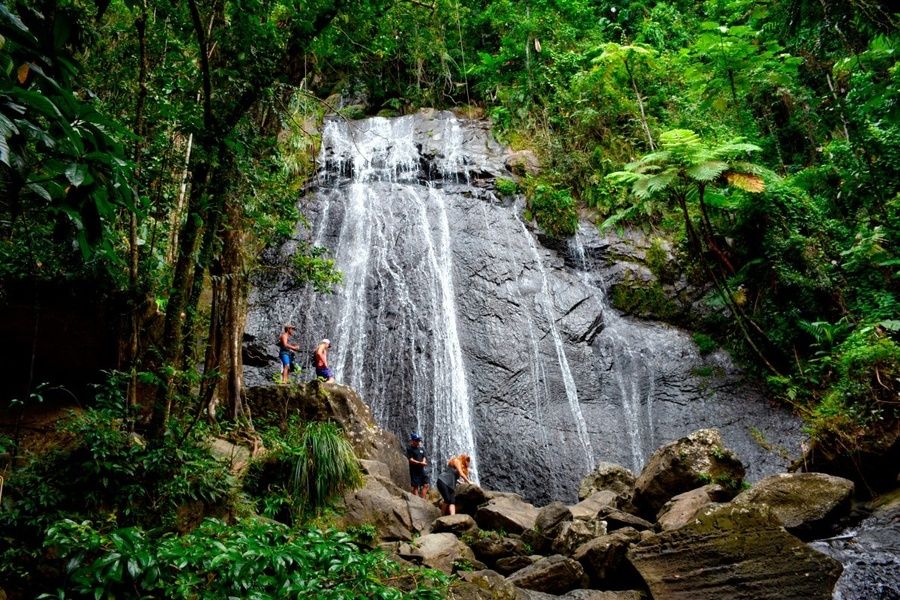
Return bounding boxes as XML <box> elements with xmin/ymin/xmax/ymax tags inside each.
<box><xmin>606</xmin><ymin>170</ymin><xmax>641</xmax><ymax>185</ymax></box>
<box><xmin>731</xmin><ymin>161</ymin><xmax>781</xmax><ymax>181</ymax></box>
<box><xmin>725</xmin><ymin>171</ymin><xmax>765</xmax><ymax>192</ymax></box>
<box><xmin>686</xmin><ymin>160</ymin><xmax>728</xmax><ymax>181</ymax></box>
<box><xmin>703</xmin><ymin>191</ymin><xmax>744</xmax><ymax>209</ymax></box>
<box><xmin>645</xmin><ymin>168</ymin><xmax>677</xmax><ymax>196</ymax></box>
<box><xmin>659</xmin><ymin>129</ymin><xmax>703</xmax><ymax>152</ymax></box>
<box><xmin>712</xmin><ymin>142</ymin><xmax>761</xmax><ymax>157</ymax></box>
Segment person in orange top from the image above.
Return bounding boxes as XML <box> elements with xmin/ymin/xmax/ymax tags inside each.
<box><xmin>436</xmin><ymin>454</ymin><xmax>472</xmax><ymax>515</ymax></box>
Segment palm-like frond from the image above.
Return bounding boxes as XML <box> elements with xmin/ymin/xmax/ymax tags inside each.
<box><xmin>725</xmin><ymin>172</ymin><xmax>765</xmax><ymax>192</ymax></box>
<box><xmin>710</xmin><ymin>142</ymin><xmax>761</xmax><ymax>158</ymax></box>
<box><xmin>686</xmin><ymin>160</ymin><xmax>728</xmax><ymax>181</ymax></box>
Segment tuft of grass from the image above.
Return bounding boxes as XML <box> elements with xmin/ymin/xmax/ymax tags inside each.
<box><xmin>291</xmin><ymin>421</ymin><xmax>363</xmax><ymax>516</ymax></box>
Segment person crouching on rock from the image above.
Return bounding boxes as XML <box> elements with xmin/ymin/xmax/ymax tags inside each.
<box><xmin>437</xmin><ymin>454</ymin><xmax>471</xmax><ymax>515</ymax></box>
<box><xmin>407</xmin><ymin>432</ymin><xmax>428</xmax><ymax>498</ymax></box>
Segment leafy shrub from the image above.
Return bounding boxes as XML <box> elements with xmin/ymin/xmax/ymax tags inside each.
<box><xmin>528</xmin><ymin>184</ymin><xmax>579</xmax><ymax>238</ymax></box>
<box><xmin>692</xmin><ymin>332</ymin><xmax>718</xmax><ymax>355</ymax></box>
<box><xmin>0</xmin><ymin>408</ymin><xmax>235</xmax><ymax>591</ymax></box>
<box><xmin>494</xmin><ymin>177</ymin><xmax>519</xmax><ymax>196</ymax></box>
<box><xmin>44</xmin><ymin>517</ymin><xmax>447</xmax><ymax>599</ymax></box>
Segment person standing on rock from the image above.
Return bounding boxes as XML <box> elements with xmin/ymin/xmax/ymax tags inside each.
<box><xmin>437</xmin><ymin>454</ymin><xmax>471</xmax><ymax>515</ymax></box>
<box><xmin>278</xmin><ymin>325</ymin><xmax>300</xmax><ymax>384</ymax></box>
<box><xmin>406</xmin><ymin>433</ymin><xmax>429</xmax><ymax>498</ymax></box>
<box><xmin>314</xmin><ymin>338</ymin><xmax>335</xmax><ymax>383</ymax></box>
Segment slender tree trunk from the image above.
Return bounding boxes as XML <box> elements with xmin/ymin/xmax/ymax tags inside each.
<box><xmin>623</xmin><ymin>58</ymin><xmax>655</xmax><ymax>150</ymax></box>
<box><xmin>127</xmin><ymin>0</ymin><xmax>149</xmax><ymax>428</ymax></box>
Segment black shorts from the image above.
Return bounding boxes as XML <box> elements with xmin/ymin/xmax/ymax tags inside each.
<box><xmin>437</xmin><ymin>478</ymin><xmax>456</xmax><ymax>504</ymax></box>
<box><xmin>410</xmin><ymin>471</ymin><xmax>428</xmax><ymax>487</ymax></box>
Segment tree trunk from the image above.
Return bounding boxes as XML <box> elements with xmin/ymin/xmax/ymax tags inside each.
<box><xmin>200</xmin><ymin>196</ymin><xmax>250</xmax><ymax>424</ymax></box>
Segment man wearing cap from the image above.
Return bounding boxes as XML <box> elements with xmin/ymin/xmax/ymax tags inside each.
<box><xmin>278</xmin><ymin>325</ymin><xmax>300</xmax><ymax>384</ymax></box>
<box><xmin>314</xmin><ymin>338</ymin><xmax>335</xmax><ymax>383</ymax></box>
<box><xmin>406</xmin><ymin>433</ymin><xmax>428</xmax><ymax>498</ymax></box>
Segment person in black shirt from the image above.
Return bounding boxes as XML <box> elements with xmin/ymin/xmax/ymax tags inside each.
<box><xmin>406</xmin><ymin>433</ymin><xmax>428</xmax><ymax>498</ymax></box>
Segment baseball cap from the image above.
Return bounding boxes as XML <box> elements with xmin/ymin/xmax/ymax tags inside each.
<box><xmin>409</xmin><ymin>432</ymin><xmax>422</xmax><ymax>441</ymax></box>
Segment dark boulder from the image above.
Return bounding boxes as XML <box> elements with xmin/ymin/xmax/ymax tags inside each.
<box><xmin>507</xmin><ymin>554</ymin><xmax>587</xmax><ymax>595</ymax></box>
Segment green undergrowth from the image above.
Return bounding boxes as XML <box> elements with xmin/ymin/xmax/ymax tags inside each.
<box><xmin>42</xmin><ymin>517</ymin><xmax>447</xmax><ymax>600</ymax></box>
<box><xmin>0</xmin><ymin>385</ymin><xmax>439</xmax><ymax>599</ymax></box>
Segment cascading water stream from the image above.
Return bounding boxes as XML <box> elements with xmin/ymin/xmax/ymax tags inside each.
<box><xmin>570</xmin><ymin>228</ymin><xmax>656</xmax><ymax>472</ymax></box>
<box><xmin>516</xmin><ymin>213</ymin><xmax>595</xmax><ymax>474</ymax></box>
<box><xmin>289</xmin><ymin>115</ymin><xmax>479</xmax><ymax>481</ymax></box>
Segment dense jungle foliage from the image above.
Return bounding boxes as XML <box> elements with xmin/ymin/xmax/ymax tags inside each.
<box><xmin>0</xmin><ymin>0</ymin><xmax>898</xmax><ymax>596</ymax></box>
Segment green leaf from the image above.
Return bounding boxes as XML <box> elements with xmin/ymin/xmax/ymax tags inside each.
<box><xmin>66</xmin><ymin>163</ymin><xmax>88</xmax><ymax>187</ymax></box>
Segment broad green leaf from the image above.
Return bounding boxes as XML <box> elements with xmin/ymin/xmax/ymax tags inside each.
<box><xmin>66</xmin><ymin>162</ymin><xmax>88</xmax><ymax>187</ymax></box>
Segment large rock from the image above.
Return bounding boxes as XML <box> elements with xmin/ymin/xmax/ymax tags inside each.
<box><xmin>507</xmin><ymin>554</ymin><xmax>586</xmax><ymax>595</ymax></box>
<box><xmin>208</xmin><ymin>437</ymin><xmax>253</xmax><ymax>475</ymax></box>
<box><xmin>495</xmin><ymin>554</ymin><xmax>537</xmax><ymax>575</ymax></box>
<box><xmin>245</xmin><ymin>383</ymin><xmax>410</xmax><ymax>488</ymax></box>
<box><xmin>456</xmin><ymin>569</ymin><xmax>519</xmax><ymax>600</ymax></box>
<box><xmin>732</xmin><ymin>472</ymin><xmax>854</xmax><ymax>539</ymax></box>
<box><xmin>551</xmin><ymin>518</ymin><xmax>607</xmax><ymax>556</ymax></box>
<box><xmin>578</xmin><ymin>462</ymin><xmax>636</xmax><ymax>502</ymax></box>
<box><xmin>595</xmin><ymin>506</ymin><xmax>652</xmax><ymax>532</ymax></box>
<box><xmin>632</xmin><ymin>428</ymin><xmax>745</xmax><ymax>518</ymax></box>
<box><xmin>476</xmin><ymin>495</ymin><xmax>540</xmax><ymax>535</ymax></box>
<box><xmin>572</xmin><ymin>527</ymin><xmax>643</xmax><ymax>589</ymax></box>
<box><xmin>469</xmin><ymin>533</ymin><xmax>528</xmax><ymax>567</ymax></box>
<box><xmin>656</xmin><ymin>484</ymin><xmax>730</xmax><ymax>531</ymax></box>
<box><xmin>627</xmin><ymin>504</ymin><xmax>843</xmax><ymax>599</ymax></box>
<box><xmin>412</xmin><ymin>532</ymin><xmax>477</xmax><ymax>574</ymax></box>
<box><xmin>528</xmin><ymin>501</ymin><xmax>573</xmax><ymax>553</ymax></box>
<box><xmin>456</xmin><ymin>483</ymin><xmax>490</xmax><ymax>515</ymax></box>
<box><xmin>570</xmin><ymin>491</ymin><xmax>618</xmax><ymax>520</ymax></box>
<box><xmin>244</xmin><ymin>113</ymin><xmax>805</xmax><ymax>506</ymax></box>
<box><xmin>434</xmin><ymin>514</ymin><xmax>479</xmax><ymax>536</ymax></box>
<box><xmin>340</xmin><ymin>472</ymin><xmax>440</xmax><ymax>540</ymax></box>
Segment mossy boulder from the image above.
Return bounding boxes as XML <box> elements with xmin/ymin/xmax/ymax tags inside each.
<box><xmin>632</xmin><ymin>428</ymin><xmax>745</xmax><ymax>518</ymax></box>
<box><xmin>732</xmin><ymin>472</ymin><xmax>854</xmax><ymax>540</ymax></box>
<box><xmin>245</xmin><ymin>382</ymin><xmax>409</xmax><ymax>488</ymax></box>
<box><xmin>627</xmin><ymin>504</ymin><xmax>842</xmax><ymax>599</ymax></box>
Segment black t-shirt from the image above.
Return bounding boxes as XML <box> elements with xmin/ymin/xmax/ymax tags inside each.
<box><xmin>406</xmin><ymin>444</ymin><xmax>426</xmax><ymax>474</ymax></box>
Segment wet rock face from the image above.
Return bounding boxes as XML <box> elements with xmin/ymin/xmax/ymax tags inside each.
<box><xmin>810</xmin><ymin>495</ymin><xmax>900</xmax><ymax>600</ymax></box>
<box><xmin>245</xmin><ymin>111</ymin><xmax>804</xmax><ymax>505</ymax></box>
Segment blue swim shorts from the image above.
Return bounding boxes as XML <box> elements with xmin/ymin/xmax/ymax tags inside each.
<box><xmin>316</xmin><ymin>366</ymin><xmax>333</xmax><ymax>380</ymax></box>
<box><xmin>279</xmin><ymin>350</ymin><xmax>292</xmax><ymax>366</ymax></box>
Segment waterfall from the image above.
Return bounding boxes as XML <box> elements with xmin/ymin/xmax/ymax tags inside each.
<box><xmin>288</xmin><ymin>114</ymin><xmax>480</xmax><ymax>481</ymax></box>
<box><xmin>518</xmin><ymin>215</ymin><xmax>595</xmax><ymax>474</ymax></box>
<box><xmin>246</xmin><ymin>110</ymin><xmax>803</xmax><ymax>503</ymax></box>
